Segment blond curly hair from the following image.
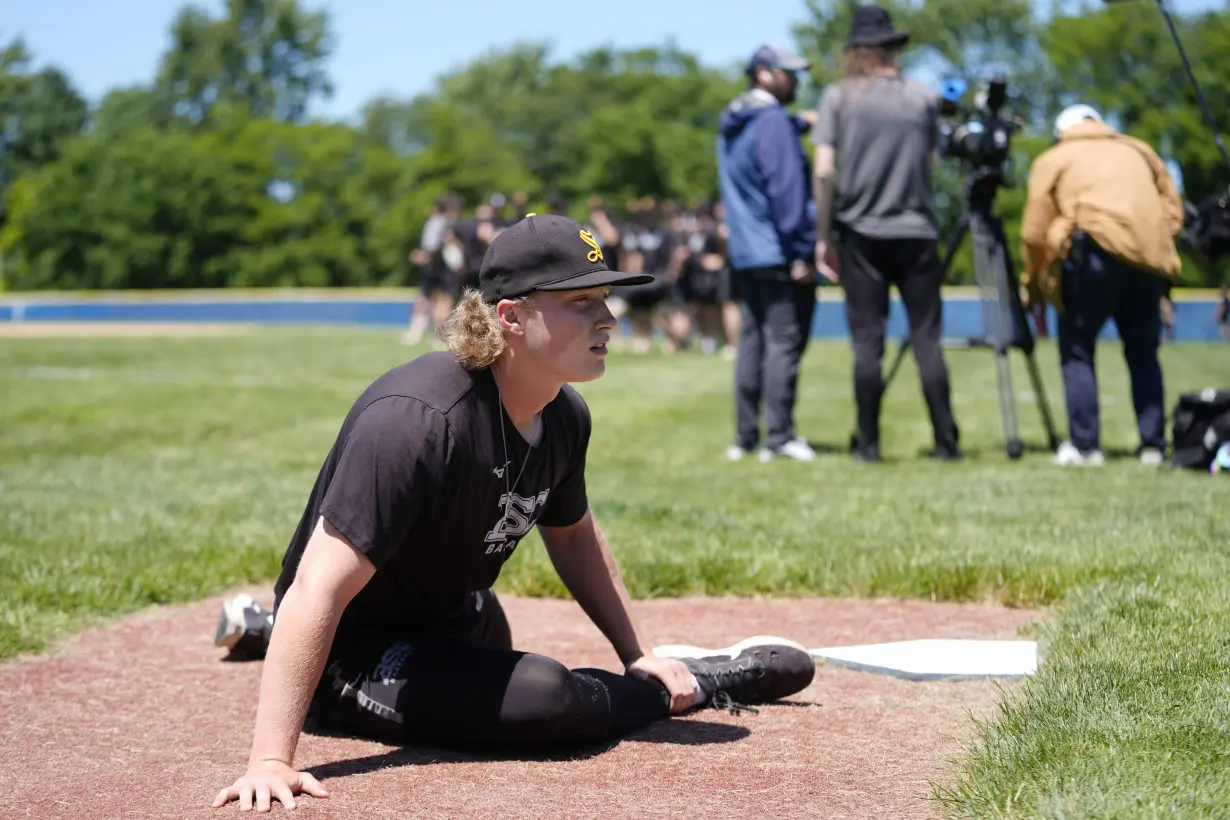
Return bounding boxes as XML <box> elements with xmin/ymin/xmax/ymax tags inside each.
<box><xmin>440</xmin><ymin>289</ymin><xmax>533</xmax><ymax>369</ymax></box>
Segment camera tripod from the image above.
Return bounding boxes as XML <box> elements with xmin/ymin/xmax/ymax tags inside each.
<box><xmin>878</xmin><ymin>174</ymin><xmax>1062</xmax><ymax>459</ymax></box>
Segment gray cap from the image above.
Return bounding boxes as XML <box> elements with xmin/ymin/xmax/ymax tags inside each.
<box><xmin>746</xmin><ymin>44</ymin><xmax>811</xmax><ymax>74</ymax></box>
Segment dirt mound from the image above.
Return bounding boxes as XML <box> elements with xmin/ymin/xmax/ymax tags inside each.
<box><xmin>0</xmin><ymin>592</ymin><xmax>1040</xmax><ymax>819</ymax></box>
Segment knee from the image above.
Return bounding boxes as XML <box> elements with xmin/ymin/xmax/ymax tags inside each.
<box><xmin>1059</xmin><ymin>335</ymin><xmax>1094</xmax><ymax>365</ymax></box>
<box><xmin>912</xmin><ymin>341</ymin><xmax>947</xmax><ymax>370</ymax></box>
<box><xmin>767</xmin><ymin>325</ymin><xmax>802</xmax><ymax>353</ymax></box>
<box><xmin>1121</xmin><ymin>336</ymin><xmax>1160</xmax><ymax>367</ymax></box>
<box><xmin>503</xmin><ymin>654</ymin><xmax>575</xmax><ymax>724</ymax></box>
<box><xmin>907</xmin><ymin>322</ymin><xmax>942</xmax><ymax>349</ymax></box>
<box><xmin>851</xmin><ymin>333</ymin><xmax>885</xmax><ymax>361</ymax></box>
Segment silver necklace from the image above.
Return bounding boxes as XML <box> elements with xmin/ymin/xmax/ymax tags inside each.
<box><xmin>494</xmin><ymin>379</ymin><xmax>537</xmax><ymax>520</ymax></box>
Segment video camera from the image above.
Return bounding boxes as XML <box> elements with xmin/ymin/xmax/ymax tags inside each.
<box><xmin>937</xmin><ymin>76</ymin><xmax>1022</xmax><ymax>195</ymax></box>
<box><xmin>1183</xmin><ymin>191</ymin><xmax>1230</xmax><ymax>266</ymax></box>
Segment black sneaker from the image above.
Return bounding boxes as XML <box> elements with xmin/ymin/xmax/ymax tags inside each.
<box><xmin>654</xmin><ymin>636</ymin><xmax>816</xmax><ymax>714</ymax></box>
<box><xmin>214</xmin><ymin>593</ymin><xmax>274</xmax><ymax>659</ymax></box>
<box><xmin>927</xmin><ymin>446</ymin><xmax>963</xmax><ymax>462</ymax></box>
<box><xmin>850</xmin><ymin>437</ymin><xmax>881</xmax><ymax>463</ymax></box>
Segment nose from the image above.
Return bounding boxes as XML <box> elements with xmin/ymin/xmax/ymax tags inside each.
<box><xmin>596</xmin><ymin>299</ymin><xmax>617</xmax><ymax>331</ymax></box>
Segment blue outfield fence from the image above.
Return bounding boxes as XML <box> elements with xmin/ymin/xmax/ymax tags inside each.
<box><xmin>0</xmin><ymin>290</ymin><xmax>1226</xmax><ymax>342</ymax></box>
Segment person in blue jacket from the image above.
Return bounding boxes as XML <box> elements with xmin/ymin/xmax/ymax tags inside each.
<box><xmin>717</xmin><ymin>44</ymin><xmax>819</xmax><ymax>463</ymax></box>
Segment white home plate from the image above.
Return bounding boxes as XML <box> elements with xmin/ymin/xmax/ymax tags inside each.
<box><xmin>809</xmin><ymin>639</ymin><xmax>1038</xmax><ymax>681</ymax></box>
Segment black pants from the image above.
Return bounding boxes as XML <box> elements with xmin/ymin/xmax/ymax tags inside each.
<box><xmin>307</xmin><ymin>590</ymin><xmax>671</xmax><ymax>751</ymax></box>
<box><xmin>734</xmin><ymin>266</ymin><xmax>817</xmax><ymax>450</ymax></box>
<box><xmin>839</xmin><ymin>232</ymin><xmax>958</xmax><ymax>453</ymax></box>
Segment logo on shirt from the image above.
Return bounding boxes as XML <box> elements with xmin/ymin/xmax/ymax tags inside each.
<box><xmin>485</xmin><ymin>489</ymin><xmax>550</xmax><ymax>555</ymax></box>
<box><xmin>579</xmin><ymin>229</ymin><xmax>604</xmax><ymax>263</ymax></box>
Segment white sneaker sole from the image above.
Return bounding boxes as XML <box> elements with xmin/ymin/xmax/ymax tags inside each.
<box><xmin>652</xmin><ymin>635</ymin><xmax>809</xmax><ymax>660</ymax></box>
<box><xmin>213</xmin><ymin>593</ymin><xmax>256</xmax><ymax>649</ymax></box>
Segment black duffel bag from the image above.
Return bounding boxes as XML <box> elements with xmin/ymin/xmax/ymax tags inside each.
<box><xmin>1171</xmin><ymin>388</ymin><xmax>1230</xmax><ymax>470</ymax></box>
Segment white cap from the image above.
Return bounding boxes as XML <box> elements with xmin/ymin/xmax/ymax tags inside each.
<box><xmin>1054</xmin><ymin>104</ymin><xmax>1103</xmax><ymax>138</ymax></box>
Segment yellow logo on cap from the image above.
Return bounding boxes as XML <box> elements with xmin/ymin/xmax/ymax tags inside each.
<box><xmin>579</xmin><ymin>229</ymin><xmax>603</xmax><ymax>263</ymax></box>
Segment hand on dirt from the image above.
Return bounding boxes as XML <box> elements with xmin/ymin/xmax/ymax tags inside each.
<box><xmin>628</xmin><ymin>655</ymin><xmax>699</xmax><ymax>713</ymax></box>
<box><xmin>211</xmin><ymin>760</ymin><xmax>329</xmax><ymax>812</ymax></box>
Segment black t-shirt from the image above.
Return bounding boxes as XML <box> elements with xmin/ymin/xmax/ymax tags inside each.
<box><xmin>449</xmin><ymin>218</ymin><xmax>492</xmax><ymax>274</ymax></box>
<box><xmin>272</xmin><ymin>351</ymin><xmax>591</xmax><ymax>647</ymax></box>
<box><xmin>622</xmin><ymin>227</ymin><xmax>677</xmax><ymax>274</ymax></box>
<box><xmin>686</xmin><ymin>229</ymin><xmax>725</xmax><ymax>274</ymax></box>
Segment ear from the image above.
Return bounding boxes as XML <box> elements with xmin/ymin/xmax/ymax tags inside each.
<box><xmin>495</xmin><ymin>299</ymin><xmax>526</xmax><ymax>336</ymax></box>
<box><xmin>758</xmin><ymin>68</ymin><xmax>774</xmax><ymax>87</ymax></box>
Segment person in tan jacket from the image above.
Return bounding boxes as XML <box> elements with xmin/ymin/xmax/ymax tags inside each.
<box><xmin>1020</xmin><ymin>104</ymin><xmax>1184</xmax><ymax>467</ymax></box>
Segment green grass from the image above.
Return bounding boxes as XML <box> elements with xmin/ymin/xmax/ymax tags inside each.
<box><xmin>2</xmin><ymin>328</ymin><xmax>1229</xmax><ymax>817</ymax></box>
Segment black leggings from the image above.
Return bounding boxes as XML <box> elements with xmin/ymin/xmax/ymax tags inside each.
<box><xmin>307</xmin><ymin>591</ymin><xmax>672</xmax><ymax>750</ymax></box>
<box><xmin>839</xmin><ymin>232</ymin><xmax>958</xmax><ymax>452</ymax></box>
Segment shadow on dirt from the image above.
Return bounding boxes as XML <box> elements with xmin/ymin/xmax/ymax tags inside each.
<box><xmin>303</xmin><ymin>719</ymin><xmax>751</xmax><ymax>780</ymax></box>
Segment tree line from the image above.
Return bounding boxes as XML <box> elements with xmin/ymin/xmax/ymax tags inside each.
<box><xmin>1</xmin><ymin>0</ymin><xmax>1228</xmax><ymax>291</ymax></box>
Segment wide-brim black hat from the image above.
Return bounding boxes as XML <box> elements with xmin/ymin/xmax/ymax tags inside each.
<box><xmin>847</xmin><ymin>4</ymin><xmax>910</xmax><ymax>49</ymax></box>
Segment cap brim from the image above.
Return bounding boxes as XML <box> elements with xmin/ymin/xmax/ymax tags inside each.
<box><xmin>848</xmin><ymin>33</ymin><xmax>909</xmax><ymax>48</ymax></box>
<box><xmin>533</xmin><ymin>269</ymin><xmax>655</xmax><ymax>292</ymax></box>
<box><xmin>748</xmin><ymin>57</ymin><xmax>812</xmax><ymax>74</ymax></box>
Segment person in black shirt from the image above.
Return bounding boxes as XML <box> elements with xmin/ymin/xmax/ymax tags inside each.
<box><xmin>210</xmin><ymin>214</ymin><xmax>816</xmax><ymax>813</ymax></box>
<box><xmin>683</xmin><ymin>201</ymin><xmax>734</xmax><ymax>355</ymax></box>
<box><xmin>404</xmin><ymin>194</ymin><xmax>461</xmax><ymax>346</ymax></box>
<box><xmin>446</xmin><ymin>201</ymin><xmax>499</xmax><ymax>295</ymax></box>
<box><xmin>616</xmin><ymin>198</ymin><xmax>687</xmax><ymax>353</ymax></box>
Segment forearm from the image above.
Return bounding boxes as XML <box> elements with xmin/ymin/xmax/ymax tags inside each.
<box><xmin>1021</xmin><ymin>241</ymin><xmax>1048</xmax><ymax>283</ymax></box>
<box><xmin>545</xmin><ymin>515</ymin><xmax>646</xmax><ymax>667</ymax></box>
<box><xmin>247</xmin><ymin>582</ymin><xmax>342</xmax><ymax>767</ymax></box>
<box><xmin>1019</xmin><ymin>202</ymin><xmax>1052</xmax><ymax>266</ymax></box>
<box><xmin>813</xmin><ymin>171</ymin><xmax>834</xmax><ymax>246</ymax></box>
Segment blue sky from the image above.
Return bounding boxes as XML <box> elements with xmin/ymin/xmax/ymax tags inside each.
<box><xmin>7</xmin><ymin>0</ymin><xmax>1224</xmax><ymax>124</ymax></box>
<box><xmin>6</xmin><ymin>0</ymin><xmax>802</xmax><ymax>122</ymax></box>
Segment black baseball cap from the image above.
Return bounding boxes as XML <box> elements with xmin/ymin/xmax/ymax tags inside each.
<box><xmin>746</xmin><ymin>44</ymin><xmax>811</xmax><ymax>74</ymax></box>
<box><xmin>479</xmin><ymin>213</ymin><xmax>653</xmax><ymax>303</ymax></box>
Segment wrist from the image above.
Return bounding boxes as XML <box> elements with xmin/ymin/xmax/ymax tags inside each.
<box><xmin>249</xmin><ymin>754</ymin><xmax>293</xmax><ymax>770</ymax></box>
<box><xmin>619</xmin><ymin>646</ymin><xmax>647</xmax><ymax>668</ymax></box>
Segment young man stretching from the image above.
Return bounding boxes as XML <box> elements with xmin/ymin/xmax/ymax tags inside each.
<box><xmin>210</xmin><ymin>214</ymin><xmax>816</xmax><ymax>813</ymax></box>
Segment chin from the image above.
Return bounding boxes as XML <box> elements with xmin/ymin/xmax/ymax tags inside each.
<box><xmin>564</xmin><ymin>360</ymin><xmax>606</xmax><ymax>383</ymax></box>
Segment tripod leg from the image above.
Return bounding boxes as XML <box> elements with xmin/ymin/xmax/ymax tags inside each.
<box><xmin>970</xmin><ymin>211</ymin><xmax>1024</xmax><ymax>458</ymax></box>
<box><xmin>1023</xmin><ymin>351</ymin><xmax>1062</xmax><ymax>450</ymax></box>
<box><xmin>993</xmin><ymin>214</ymin><xmax>1061</xmax><ymax>452</ymax></box>
<box><xmin>995</xmin><ymin>349</ymin><xmax>1024</xmax><ymax>459</ymax></box>
<box><xmin>880</xmin><ymin>337</ymin><xmax>911</xmax><ymax>397</ymax></box>
<box><xmin>941</xmin><ymin>216</ymin><xmax>970</xmax><ymax>273</ymax></box>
